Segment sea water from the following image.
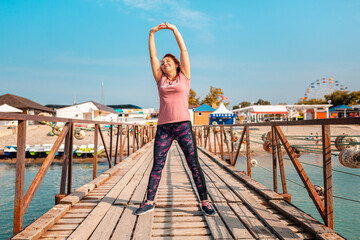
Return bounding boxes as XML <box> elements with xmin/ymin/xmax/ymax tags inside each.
<box><xmin>0</xmin><ymin>161</ymin><xmax>108</xmax><ymax>240</ymax></box>
<box><xmin>235</xmin><ymin>153</ymin><xmax>360</xmax><ymax>240</ymax></box>
<box><xmin>0</xmin><ymin>155</ymin><xmax>359</xmax><ymax>239</ymax></box>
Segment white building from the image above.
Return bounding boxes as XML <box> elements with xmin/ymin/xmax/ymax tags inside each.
<box><xmin>232</xmin><ymin>104</ymin><xmax>332</xmax><ymax>123</ymax></box>
<box><xmin>56</xmin><ymin>101</ymin><xmax>118</xmax><ymax>122</ymax></box>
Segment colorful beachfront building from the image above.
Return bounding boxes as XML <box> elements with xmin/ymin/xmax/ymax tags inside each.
<box><xmin>55</xmin><ymin>101</ymin><xmax>118</xmax><ymax>122</ymax></box>
<box><xmin>0</xmin><ymin>93</ymin><xmax>54</xmax><ymax>125</ymax></box>
<box><xmin>233</xmin><ymin>104</ymin><xmax>333</xmax><ymax>123</ymax></box>
<box><xmin>192</xmin><ymin>104</ymin><xmax>216</xmax><ymax>125</ymax></box>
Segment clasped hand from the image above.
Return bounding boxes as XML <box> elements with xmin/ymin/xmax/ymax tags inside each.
<box><xmin>151</xmin><ymin>21</ymin><xmax>176</xmax><ymax>33</ymax></box>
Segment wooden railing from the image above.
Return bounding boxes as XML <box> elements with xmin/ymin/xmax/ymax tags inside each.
<box><xmin>193</xmin><ymin>117</ymin><xmax>360</xmax><ymax>230</ymax></box>
<box><xmin>0</xmin><ymin>112</ymin><xmax>156</xmax><ymax>235</ymax></box>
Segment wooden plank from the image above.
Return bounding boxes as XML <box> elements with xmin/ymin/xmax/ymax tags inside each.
<box><xmin>114</xmin><ymin>151</ymin><xmax>152</xmax><ymax>205</ymax></box>
<box><xmin>153</xmin><ymin>216</ymin><xmax>205</xmax><ymax>223</ymax></box>
<box><xmin>269</xmin><ymin>200</ymin><xmax>336</xmax><ymax>236</ymax></box>
<box><xmin>152</xmin><ymin>228</ymin><xmax>212</xmax><ymax>237</ymax></box>
<box><xmin>155</xmin><ymin>202</ymin><xmax>199</xmax><ymax>208</ymax></box>
<box><xmin>50</xmin><ymin>224</ymin><xmax>78</xmax><ymax>231</ymax></box>
<box><xmin>66</xmin><ymin>147</ymin><xmax>152</xmax><ymax>240</ymax></box>
<box><xmin>201</xmin><ymin>214</ymin><xmax>233</xmax><ymax>240</ymax></box>
<box><xmin>110</xmin><ymin>205</ymin><xmax>138</xmax><ymax>240</ymax></box>
<box><xmin>132</xmin><ymin>208</ymin><xmax>154</xmax><ymax>240</ymax></box>
<box><xmin>89</xmin><ymin>205</ymin><xmax>125</xmax><ymax>240</ymax></box>
<box><xmin>204</xmin><ymin>175</ymin><xmax>227</xmax><ymax>203</ymax></box>
<box><xmin>12</xmin><ymin>204</ymin><xmax>71</xmax><ymax>240</ymax></box>
<box><xmin>229</xmin><ymin>189</ymin><xmax>301</xmax><ymax>239</ymax></box>
<box><xmin>57</xmin><ymin>218</ymin><xmax>83</xmax><ymax>224</ymax></box>
<box><xmin>152</xmin><ymin>236</ymin><xmax>212</xmax><ymax>240</ymax></box>
<box><xmin>63</xmin><ymin>213</ymin><xmax>88</xmax><ymax>218</ymax></box>
<box><xmin>153</xmin><ymin>221</ymin><xmax>207</xmax><ymax>229</ymax></box>
<box><xmin>154</xmin><ymin>211</ymin><xmax>203</xmax><ymax>217</ymax></box>
<box><xmin>128</xmin><ymin>154</ymin><xmax>153</xmax><ymax>205</ymax></box>
<box><xmin>229</xmin><ymin>202</ymin><xmax>276</xmax><ymax>239</ymax></box>
<box><xmin>173</xmin><ymin>143</ymin><xmax>233</xmax><ymax>240</ymax></box>
<box><xmin>213</xmin><ymin>202</ymin><xmax>254</xmax><ymax>239</ymax></box>
<box><xmin>41</xmin><ymin>230</ymin><xmax>73</xmax><ymax>238</ymax></box>
<box><xmin>201</xmin><ymin>163</ymin><xmax>241</xmax><ymax>203</ymax></box>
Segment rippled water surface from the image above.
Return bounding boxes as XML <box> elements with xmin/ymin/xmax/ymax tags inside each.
<box><xmin>0</xmin><ymin>161</ymin><xmax>108</xmax><ymax>240</ymax></box>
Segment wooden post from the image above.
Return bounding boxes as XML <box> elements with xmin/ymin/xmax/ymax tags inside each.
<box><xmin>98</xmin><ymin>126</ymin><xmax>112</xmax><ymax>168</ymax></box>
<box><xmin>60</xmin><ymin>124</ymin><xmax>70</xmax><ymax>195</ymax></box>
<box><xmin>67</xmin><ymin>123</ymin><xmax>74</xmax><ymax>194</ymax></box>
<box><xmin>22</xmin><ymin>124</ymin><xmax>70</xmax><ymax>215</ymax></box>
<box><xmin>230</xmin><ymin>126</ymin><xmax>234</xmax><ymax>157</ymax></box>
<box><xmin>275</xmin><ymin>130</ymin><xmax>288</xmax><ymax>196</ymax></box>
<box><xmin>223</xmin><ymin>128</ymin><xmax>233</xmax><ymax>165</ymax></box>
<box><xmin>322</xmin><ymin>124</ymin><xmax>334</xmax><ymax>229</ymax></box>
<box><xmin>135</xmin><ymin>126</ymin><xmax>139</xmax><ymax>151</ymax></box>
<box><xmin>132</xmin><ymin>126</ymin><xmax>136</xmax><ymax>153</ymax></box>
<box><xmin>207</xmin><ymin>127</ymin><xmax>211</xmax><ymax>152</ymax></box>
<box><xmin>127</xmin><ymin>126</ymin><xmax>130</xmax><ymax>156</ymax></box>
<box><xmin>93</xmin><ymin>124</ymin><xmax>99</xmax><ymax>179</ymax></box>
<box><xmin>275</xmin><ymin>126</ymin><xmax>325</xmax><ymax>221</ymax></box>
<box><xmin>220</xmin><ymin>126</ymin><xmax>224</xmax><ymax>160</ymax></box>
<box><xmin>110</xmin><ymin>124</ymin><xmax>113</xmax><ymax>164</ymax></box>
<box><xmin>233</xmin><ymin>127</ymin><xmax>246</xmax><ymax>166</ymax></box>
<box><xmin>114</xmin><ymin>124</ymin><xmax>119</xmax><ymax>164</ymax></box>
<box><xmin>214</xmin><ymin>130</ymin><xmax>217</xmax><ymax>155</ymax></box>
<box><xmin>204</xmin><ymin>127</ymin><xmax>208</xmax><ymax>148</ymax></box>
<box><xmin>13</xmin><ymin>120</ymin><xmax>26</xmax><ymax>234</ymax></box>
<box><xmin>245</xmin><ymin>126</ymin><xmax>251</xmax><ymax>177</ymax></box>
<box><xmin>119</xmin><ymin>125</ymin><xmax>123</xmax><ymax>162</ymax></box>
<box><xmin>271</xmin><ymin>127</ymin><xmax>278</xmax><ymax>193</ymax></box>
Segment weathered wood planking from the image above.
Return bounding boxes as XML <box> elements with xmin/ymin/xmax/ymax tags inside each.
<box><xmin>13</xmin><ymin>141</ymin><xmax>346</xmax><ymax>240</ymax></box>
<box><xmin>66</xmin><ymin>149</ymin><xmax>153</xmax><ymax>239</ymax></box>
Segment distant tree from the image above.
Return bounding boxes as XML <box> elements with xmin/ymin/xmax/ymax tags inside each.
<box><xmin>325</xmin><ymin>90</ymin><xmax>350</xmax><ymax>106</ymax></box>
<box><xmin>349</xmin><ymin>91</ymin><xmax>360</xmax><ymax>106</ymax></box>
<box><xmin>297</xmin><ymin>98</ymin><xmax>327</xmax><ymax>105</ymax></box>
<box><xmin>278</xmin><ymin>102</ymin><xmax>287</xmax><ymax>105</ymax></box>
<box><xmin>233</xmin><ymin>101</ymin><xmax>251</xmax><ymax>110</ymax></box>
<box><xmin>189</xmin><ymin>88</ymin><xmax>200</xmax><ymax>105</ymax></box>
<box><xmin>201</xmin><ymin>86</ymin><xmax>229</xmax><ymax>107</ymax></box>
<box><xmin>256</xmin><ymin>99</ymin><xmax>271</xmax><ymax>105</ymax></box>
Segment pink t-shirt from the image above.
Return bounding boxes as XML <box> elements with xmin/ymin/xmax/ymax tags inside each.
<box><xmin>157</xmin><ymin>71</ymin><xmax>191</xmax><ymax>125</ymax></box>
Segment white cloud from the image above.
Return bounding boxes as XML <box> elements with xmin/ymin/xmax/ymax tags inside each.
<box><xmin>104</xmin><ymin>0</ymin><xmax>210</xmax><ymax>29</ymax></box>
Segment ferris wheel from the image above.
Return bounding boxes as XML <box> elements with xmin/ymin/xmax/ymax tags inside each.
<box><xmin>299</xmin><ymin>78</ymin><xmax>348</xmax><ymax>101</ymax></box>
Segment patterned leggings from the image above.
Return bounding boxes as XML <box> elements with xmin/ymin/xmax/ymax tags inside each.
<box><xmin>146</xmin><ymin>121</ymin><xmax>208</xmax><ymax>201</ymax></box>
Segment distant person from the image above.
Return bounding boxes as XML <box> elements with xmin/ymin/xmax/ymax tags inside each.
<box><xmin>10</xmin><ymin>121</ymin><xmax>16</xmax><ymax>134</ymax></box>
<box><xmin>135</xmin><ymin>22</ymin><xmax>216</xmax><ymax>216</ymax></box>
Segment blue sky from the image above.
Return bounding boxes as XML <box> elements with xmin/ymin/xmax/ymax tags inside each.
<box><xmin>0</xmin><ymin>0</ymin><xmax>359</xmax><ymax>109</ymax></box>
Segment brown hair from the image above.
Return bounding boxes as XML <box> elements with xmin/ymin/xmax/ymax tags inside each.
<box><xmin>162</xmin><ymin>53</ymin><xmax>181</xmax><ymax>74</ymax></box>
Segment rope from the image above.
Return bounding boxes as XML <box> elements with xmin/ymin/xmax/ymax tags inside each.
<box><xmin>282</xmin><ymin>157</ymin><xmax>360</xmax><ymax>178</ymax></box>
<box><xmin>256</xmin><ymin>164</ymin><xmax>360</xmax><ymax>204</ymax></box>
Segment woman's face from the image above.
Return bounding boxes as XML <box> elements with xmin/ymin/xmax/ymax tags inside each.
<box><xmin>161</xmin><ymin>57</ymin><xmax>178</xmax><ymax>75</ymax></box>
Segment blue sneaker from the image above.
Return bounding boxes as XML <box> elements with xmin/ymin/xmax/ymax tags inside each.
<box><xmin>135</xmin><ymin>200</ymin><xmax>154</xmax><ymax>215</ymax></box>
<box><xmin>202</xmin><ymin>201</ymin><xmax>216</xmax><ymax>216</ymax></box>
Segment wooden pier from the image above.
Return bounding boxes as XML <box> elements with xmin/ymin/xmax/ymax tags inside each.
<box><xmin>12</xmin><ymin>141</ymin><xmax>343</xmax><ymax>240</ymax></box>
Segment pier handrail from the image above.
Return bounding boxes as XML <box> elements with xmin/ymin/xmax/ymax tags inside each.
<box><xmin>0</xmin><ymin>112</ymin><xmax>156</xmax><ymax>235</ymax></box>
<box><xmin>192</xmin><ymin>117</ymin><xmax>360</xmax><ymax>230</ymax></box>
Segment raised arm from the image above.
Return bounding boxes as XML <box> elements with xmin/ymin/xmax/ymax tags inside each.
<box><xmin>149</xmin><ymin>24</ymin><xmax>165</xmax><ymax>82</ymax></box>
<box><xmin>164</xmin><ymin>22</ymin><xmax>190</xmax><ymax>79</ymax></box>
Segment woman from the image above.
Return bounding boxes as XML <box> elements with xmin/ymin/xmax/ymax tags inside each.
<box><xmin>135</xmin><ymin>22</ymin><xmax>216</xmax><ymax>216</ymax></box>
